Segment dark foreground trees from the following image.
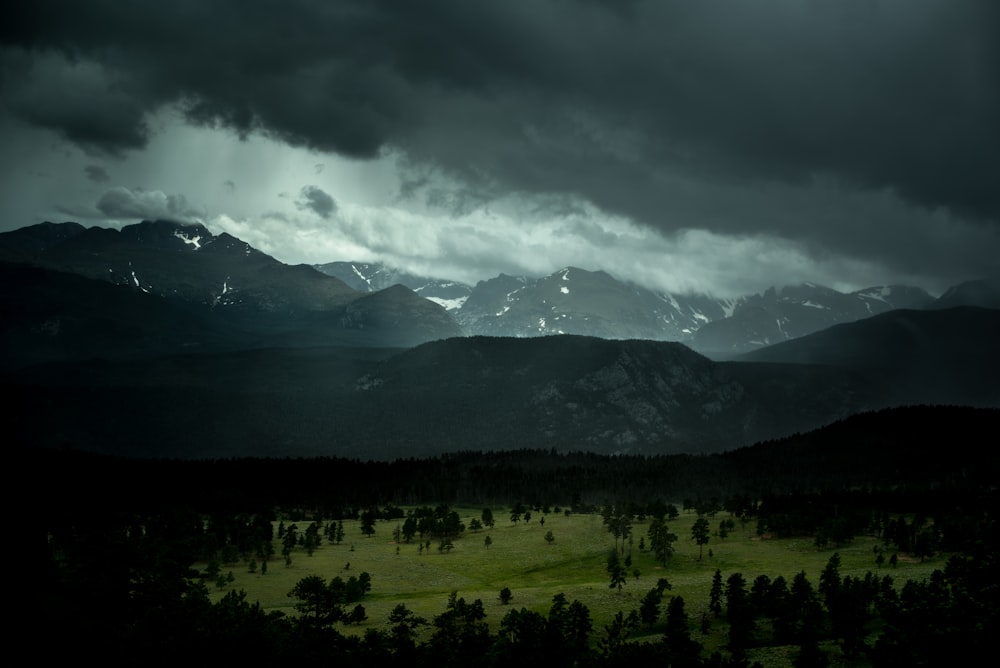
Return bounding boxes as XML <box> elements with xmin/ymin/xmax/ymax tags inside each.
<box><xmin>41</xmin><ymin>508</ymin><xmax>998</xmax><ymax>668</ymax></box>
<box><xmin>35</xmin><ymin>440</ymin><xmax>998</xmax><ymax>667</ymax></box>
<box><xmin>287</xmin><ymin>572</ymin><xmax>372</xmax><ymax>628</ymax></box>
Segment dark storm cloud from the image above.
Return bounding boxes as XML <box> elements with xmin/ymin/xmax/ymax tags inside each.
<box><xmin>84</xmin><ymin>164</ymin><xmax>109</xmax><ymax>183</ymax></box>
<box><xmin>2</xmin><ymin>0</ymin><xmax>998</xmax><ymax>279</ymax></box>
<box><xmin>297</xmin><ymin>185</ymin><xmax>337</xmax><ymax>219</ymax></box>
<box><xmin>0</xmin><ymin>48</ymin><xmax>152</xmax><ymax>155</ymax></box>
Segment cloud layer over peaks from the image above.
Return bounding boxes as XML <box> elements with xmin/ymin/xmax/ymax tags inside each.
<box><xmin>2</xmin><ymin>0</ymin><xmax>998</xmax><ymax>294</ymax></box>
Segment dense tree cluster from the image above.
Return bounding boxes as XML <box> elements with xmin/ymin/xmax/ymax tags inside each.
<box><xmin>697</xmin><ymin>545</ymin><xmax>1000</xmax><ymax>667</ymax></box>
<box><xmin>288</xmin><ymin>572</ymin><xmax>371</xmax><ymax>627</ymax></box>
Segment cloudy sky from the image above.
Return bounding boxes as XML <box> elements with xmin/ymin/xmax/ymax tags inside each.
<box><xmin>1</xmin><ymin>0</ymin><xmax>997</xmax><ymax>297</ymax></box>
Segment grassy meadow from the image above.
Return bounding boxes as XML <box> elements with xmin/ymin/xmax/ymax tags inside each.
<box><xmin>208</xmin><ymin>506</ymin><xmax>943</xmax><ymax>654</ymax></box>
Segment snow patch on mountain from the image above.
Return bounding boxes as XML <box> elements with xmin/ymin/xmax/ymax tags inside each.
<box><xmin>720</xmin><ymin>298</ymin><xmax>737</xmax><ymax>319</ymax></box>
<box><xmin>427</xmin><ymin>296</ymin><xmax>468</xmax><ymax>311</ymax></box>
<box><xmin>173</xmin><ymin>230</ymin><xmax>202</xmax><ymax>249</ymax></box>
<box><xmin>351</xmin><ymin>264</ymin><xmax>371</xmax><ymax>287</ymax></box>
<box><xmin>857</xmin><ymin>288</ymin><xmax>891</xmax><ymax>304</ymax></box>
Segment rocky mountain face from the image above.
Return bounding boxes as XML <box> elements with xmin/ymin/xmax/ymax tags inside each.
<box><xmin>314</xmin><ymin>263</ymin><xmax>738</xmax><ymax>342</ymax></box>
<box><xmin>0</xmin><ymin>221</ymin><xmax>462</xmax><ymax>364</ymax></box>
<box><xmin>454</xmin><ymin>267</ymin><xmax>736</xmax><ymax>342</ymax></box>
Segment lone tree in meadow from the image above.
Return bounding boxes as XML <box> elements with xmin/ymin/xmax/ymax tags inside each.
<box><xmin>602</xmin><ymin>504</ymin><xmax>634</xmax><ymax>556</ymax></box>
<box><xmin>360</xmin><ymin>509</ymin><xmax>377</xmax><ymax>537</ymax></box>
<box><xmin>545</xmin><ymin>530</ymin><xmax>555</xmax><ymax>545</ymax></box>
<box><xmin>346</xmin><ymin>603</ymin><xmax>367</xmax><ymax>626</ymax></box>
<box><xmin>692</xmin><ymin>518</ymin><xmax>711</xmax><ymax>560</ymax></box>
<box><xmin>648</xmin><ymin>517</ymin><xmax>678</xmax><ymax>566</ymax></box>
<box><xmin>607</xmin><ymin>549</ymin><xmax>627</xmax><ymax>592</ymax></box>
<box><xmin>499</xmin><ymin>587</ymin><xmax>513</xmax><ymax>605</ymax></box>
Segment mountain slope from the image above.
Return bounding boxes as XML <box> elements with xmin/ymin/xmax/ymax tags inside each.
<box><xmin>0</xmin><ymin>335</ymin><xmax>881</xmax><ymax>459</ymax></box>
<box><xmin>313</xmin><ymin>261</ymin><xmax>473</xmax><ymax>311</ymax></box>
<box><xmin>691</xmin><ymin>283</ymin><xmax>934</xmax><ymax>355</ymax></box>
<box><xmin>0</xmin><ymin>261</ymin><xmax>236</xmax><ymax>367</ymax></box>
<box><xmin>735</xmin><ymin>306</ymin><xmax>1000</xmax><ymax>406</ymax></box>
<box><xmin>0</xmin><ymin>221</ymin><xmax>463</xmax><ymax>357</ymax></box>
<box><xmin>930</xmin><ymin>277</ymin><xmax>1000</xmax><ymax>310</ymax></box>
<box><xmin>2</xmin><ymin>219</ymin><xmax>359</xmax><ymax>312</ymax></box>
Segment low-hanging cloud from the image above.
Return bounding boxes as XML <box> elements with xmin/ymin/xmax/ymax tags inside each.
<box><xmin>296</xmin><ymin>185</ymin><xmax>337</xmax><ymax>219</ymax></box>
<box><xmin>96</xmin><ymin>186</ymin><xmax>199</xmax><ymax>222</ymax></box>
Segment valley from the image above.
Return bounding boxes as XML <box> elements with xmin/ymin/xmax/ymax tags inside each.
<box><xmin>8</xmin><ymin>220</ymin><xmax>998</xmax><ymax>667</ymax></box>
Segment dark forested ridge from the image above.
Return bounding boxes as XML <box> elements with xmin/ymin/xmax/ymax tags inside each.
<box><xmin>30</xmin><ymin>405</ymin><xmax>999</xmax><ymax>516</ymax></box>
<box><xmin>9</xmin><ymin>325</ymin><xmax>997</xmax><ymax>460</ymax></box>
<box><xmin>735</xmin><ymin>306</ymin><xmax>1000</xmax><ymax>407</ymax></box>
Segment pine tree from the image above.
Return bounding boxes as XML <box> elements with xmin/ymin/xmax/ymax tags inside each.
<box><xmin>639</xmin><ymin>587</ymin><xmax>663</xmax><ymax>628</ymax></box>
<box><xmin>692</xmin><ymin>518</ymin><xmax>710</xmax><ymax>560</ymax></box>
<box><xmin>607</xmin><ymin>549</ymin><xmax>627</xmax><ymax>592</ymax></box>
<box><xmin>709</xmin><ymin>569</ymin><xmax>724</xmax><ymax>617</ymax></box>
<box><xmin>663</xmin><ymin>596</ymin><xmax>703</xmax><ymax>666</ymax></box>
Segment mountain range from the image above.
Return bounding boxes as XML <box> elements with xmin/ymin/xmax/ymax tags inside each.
<box><xmin>3</xmin><ymin>220</ymin><xmax>998</xmax><ymax>460</ymax></box>
<box><xmin>315</xmin><ymin>260</ymin><xmax>995</xmax><ymax>355</ymax></box>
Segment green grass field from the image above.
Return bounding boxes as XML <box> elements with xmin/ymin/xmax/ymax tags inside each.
<box><xmin>208</xmin><ymin>506</ymin><xmax>944</xmax><ymax>658</ymax></box>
